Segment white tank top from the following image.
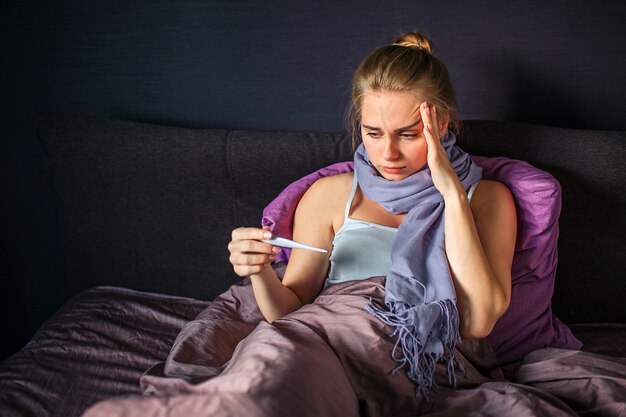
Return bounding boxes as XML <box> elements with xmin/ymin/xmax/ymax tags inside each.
<box><xmin>324</xmin><ymin>170</ymin><xmax>479</xmax><ymax>288</ymax></box>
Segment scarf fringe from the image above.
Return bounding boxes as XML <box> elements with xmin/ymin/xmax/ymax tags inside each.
<box><xmin>366</xmin><ymin>298</ymin><xmax>463</xmax><ymax>401</ymax></box>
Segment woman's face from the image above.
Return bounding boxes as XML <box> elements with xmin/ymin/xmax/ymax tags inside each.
<box><xmin>360</xmin><ymin>90</ymin><xmax>447</xmax><ymax>181</ymax></box>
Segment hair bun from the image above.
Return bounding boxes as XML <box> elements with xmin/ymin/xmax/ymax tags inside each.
<box><xmin>392</xmin><ymin>31</ymin><xmax>435</xmax><ymax>54</ymax></box>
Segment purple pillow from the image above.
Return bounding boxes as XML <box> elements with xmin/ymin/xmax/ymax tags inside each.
<box><xmin>472</xmin><ymin>156</ymin><xmax>582</xmax><ymax>363</ymax></box>
<box><xmin>261</xmin><ymin>156</ymin><xmax>581</xmax><ymax>364</ymax></box>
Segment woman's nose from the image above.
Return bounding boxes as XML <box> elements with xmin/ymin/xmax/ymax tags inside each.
<box><xmin>383</xmin><ymin>139</ymin><xmax>400</xmax><ymax>160</ymax></box>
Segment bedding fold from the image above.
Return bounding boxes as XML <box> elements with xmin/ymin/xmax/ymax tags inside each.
<box><xmin>81</xmin><ymin>277</ymin><xmax>626</xmax><ymax>417</ymax></box>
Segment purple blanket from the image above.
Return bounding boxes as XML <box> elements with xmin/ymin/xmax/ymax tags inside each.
<box><xmin>82</xmin><ymin>276</ymin><xmax>626</xmax><ymax>417</ymax></box>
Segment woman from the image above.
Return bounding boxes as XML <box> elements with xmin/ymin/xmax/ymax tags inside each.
<box><xmin>228</xmin><ymin>30</ymin><xmax>517</xmax><ymax>398</ymax></box>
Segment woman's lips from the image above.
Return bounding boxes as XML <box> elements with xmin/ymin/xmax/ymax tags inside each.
<box><xmin>381</xmin><ymin>166</ymin><xmax>406</xmax><ymax>174</ymax></box>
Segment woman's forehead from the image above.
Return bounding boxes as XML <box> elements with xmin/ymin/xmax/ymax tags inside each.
<box><xmin>361</xmin><ymin>91</ymin><xmax>422</xmax><ymax>125</ymax></box>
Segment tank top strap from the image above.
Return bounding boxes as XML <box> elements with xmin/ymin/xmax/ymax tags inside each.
<box><xmin>467</xmin><ymin>180</ymin><xmax>480</xmax><ymax>202</ymax></box>
<box><xmin>344</xmin><ymin>170</ymin><xmax>359</xmax><ymax>220</ymax></box>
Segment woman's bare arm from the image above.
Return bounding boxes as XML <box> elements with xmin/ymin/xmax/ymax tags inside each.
<box><xmin>443</xmin><ymin>180</ymin><xmax>516</xmax><ymax>339</ymax></box>
<box><xmin>419</xmin><ymin>102</ymin><xmax>516</xmax><ymax>339</ymax></box>
<box><xmin>229</xmin><ymin>176</ymin><xmax>340</xmax><ymax>323</ymax></box>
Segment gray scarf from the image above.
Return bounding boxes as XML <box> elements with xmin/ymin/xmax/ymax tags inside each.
<box><xmin>354</xmin><ymin>130</ymin><xmax>482</xmax><ymax>398</ymax></box>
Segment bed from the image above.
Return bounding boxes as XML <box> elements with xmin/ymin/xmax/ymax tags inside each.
<box><xmin>0</xmin><ymin>113</ymin><xmax>624</xmax><ymax>416</ymax></box>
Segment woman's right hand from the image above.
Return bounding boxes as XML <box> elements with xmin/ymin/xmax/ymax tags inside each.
<box><xmin>228</xmin><ymin>226</ymin><xmax>281</xmax><ymax>277</ymax></box>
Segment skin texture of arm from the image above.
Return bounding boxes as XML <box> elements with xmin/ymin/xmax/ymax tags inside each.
<box><xmin>421</xmin><ymin>103</ymin><xmax>516</xmax><ymax>339</ymax></box>
<box><xmin>246</xmin><ymin>176</ymin><xmax>341</xmax><ymax>323</ymax></box>
<box><xmin>444</xmin><ymin>180</ymin><xmax>516</xmax><ymax>338</ymax></box>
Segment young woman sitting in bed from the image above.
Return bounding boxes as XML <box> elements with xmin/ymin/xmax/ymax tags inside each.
<box><xmin>228</xmin><ymin>30</ymin><xmax>517</xmax><ymax>398</ymax></box>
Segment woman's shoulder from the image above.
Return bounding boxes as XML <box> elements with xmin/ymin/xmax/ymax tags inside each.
<box><xmin>296</xmin><ymin>172</ymin><xmax>354</xmax><ymax>219</ymax></box>
<box><xmin>301</xmin><ymin>171</ymin><xmax>354</xmax><ymax>199</ymax></box>
<box><xmin>474</xmin><ymin>178</ymin><xmax>508</xmax><ymax>192</ymax></box>
<box><xmin>312</xmin><ymin>171</ymin><xmax>354</xmax><ymax>191</ymax></box>
<box><xmin>471</xmin><ymin>179</ymin><xmax>516</xmax><ymax>219</ymax></box>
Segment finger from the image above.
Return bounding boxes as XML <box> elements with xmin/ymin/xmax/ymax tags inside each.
<box><xmin>429</xmin><ymin>104</ymin><xmax>439</xmax><ymax>133</ymax></box>
<box><xmin>230</xmin><ymin>252</ymin><xmax>276</xmax><ymax>266</ymax></box>
<box><xmin>234</xmin><ymin>264</ymin><xmax>269</xmax><ymax>277</ymax></box>
<box><xmin>230</xmin><ymin>239</ymin><xmax>278</xmax><ymax>255</ymax></box>
<box><xmin>420</xmin><ymin>102</ymin><xmax>438</xmax><ymax>146</ymax></box>
<box><xmin>420</xmin><ymin>102</ymin><xmax>433</xmax><ymax>135</ymax></box>
<box><xmin>232</xmin><ymin>227</ymin><xmax>272</xmax><ymax>242</ymax></box>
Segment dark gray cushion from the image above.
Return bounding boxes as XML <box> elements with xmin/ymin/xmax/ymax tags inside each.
<box><xmin>36</xmin><ymin>113</ymin><xmax>625</xmax><ymax>323</ymax></box>
<box><xmin>227</xmin><ymin>129</ymin><xmax>353</xmax><ymax>228</ymax></box>
<box><xmin>35</xmin><ymin>113</ymin><xmax>235</xmax><ymax>299</ymax></box>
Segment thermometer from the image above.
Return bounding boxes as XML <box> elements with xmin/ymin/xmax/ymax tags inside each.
<box><xmin>261</xmin><ymin>236</ymin><xmax>328</xmax><ymax>253</ymax></box>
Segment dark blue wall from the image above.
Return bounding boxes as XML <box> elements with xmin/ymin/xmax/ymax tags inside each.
<box><xmin>1</xmin><ymin>0</ymin><xmax>625</xmax><ymax>360</ymax></box>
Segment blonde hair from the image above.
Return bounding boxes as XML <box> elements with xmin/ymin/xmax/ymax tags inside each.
<box><xmin>345</xmin><ymin>30</ymin><xmax>460</xmax><ymax>148</ymax></box>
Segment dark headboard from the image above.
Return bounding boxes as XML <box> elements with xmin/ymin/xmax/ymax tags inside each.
<box><xmin>34</xmin><ymin>113</ymin><xmax>626</xmax><ymax>327</ymax></box>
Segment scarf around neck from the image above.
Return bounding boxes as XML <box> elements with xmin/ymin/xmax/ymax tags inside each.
<box><xmin>355</xmin><ymin>130</ymin><xmax>482</xmax><ymax>399</ymax></box>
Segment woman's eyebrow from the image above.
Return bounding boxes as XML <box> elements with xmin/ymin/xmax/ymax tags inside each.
<box><xmin>362</xmin><ymin>119</ymin><xmax>422</xmax><ymax>132</ymax></box>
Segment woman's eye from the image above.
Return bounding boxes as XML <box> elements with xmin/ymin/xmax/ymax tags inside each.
<box><xmin>366</xmin><ymin>132</ymin><xmax>381</xmax><ymax>138</ymax></box>
<box><xmin>400</xmin><ymin>133</ymin><xmax>417</xmax><ymax>139</ymax></box>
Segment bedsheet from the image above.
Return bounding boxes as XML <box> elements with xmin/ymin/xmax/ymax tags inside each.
<box><xmin>0</xmin><ymin>287</ymin><xmax>207</xmax><ymax>417</ymax></box>
<box><xmin>82</xmin><ymin>277</ymin><xmax>626</xmax><ymax>417</ymax></box>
